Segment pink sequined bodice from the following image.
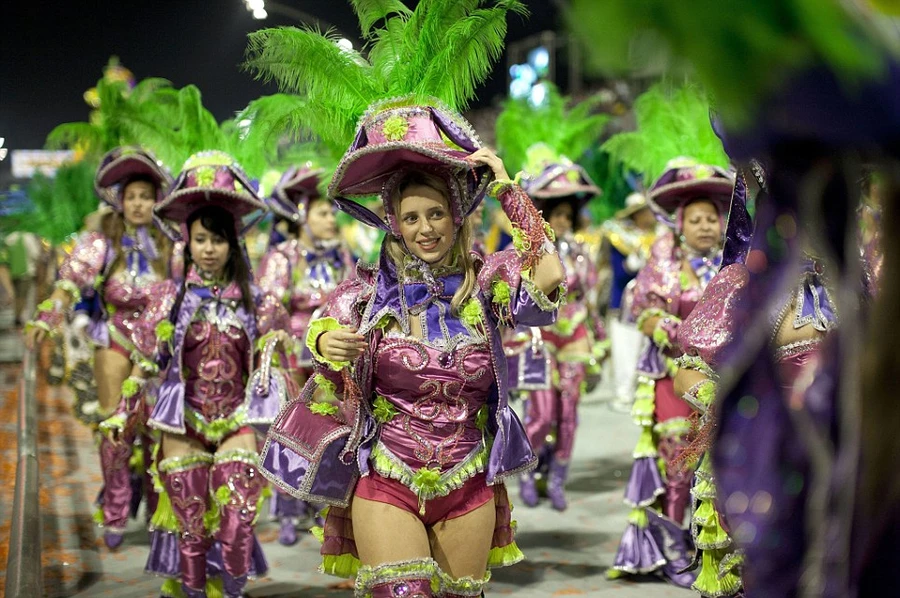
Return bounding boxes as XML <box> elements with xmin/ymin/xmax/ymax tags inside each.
<box><xmin>104</xmin><ymin>272</ymin><xmax>160</xmax><ymax>345</ymax></box>
<box><xmin>373</xmin><ymin>336</ymin><xmax>493</xmax><ymax>472</ymax></box>
<box><xmin>183</xmin><ymin>317</ymin><xmax>250</xmax><ymax>422</ymax></box>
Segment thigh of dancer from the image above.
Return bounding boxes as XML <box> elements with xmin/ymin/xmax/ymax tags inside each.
<box><xmin>94</xmin><ymin>348</ymin><xmax>133</xmax><ymax>413</ymax></box>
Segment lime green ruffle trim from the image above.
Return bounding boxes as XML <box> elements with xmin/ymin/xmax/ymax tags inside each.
<box><xmin>627</xmin><ymin>507</ymin><xmax>649</xmax><ymax>528</ymax></box>
<box><xmin>150</xmin><ymin>488</ymin><xmax>180</xmax><ymax>533</ymax></box>
<box><xmin>313</xmin><ymin>373</ymin><xmax>338</xmax><ymax>401</ymax></box>
<box><xmin>653</xmin><ymin>416</ymin><xmax>692</xmax><ymax>440</ymax></box>
<box><xmin>98</xmin><ymin>412</ymin><xmax>127</xmax><ymax>435</ymax></box>
<box><xmin>305</xmin><ymin>316</ymin><xmax>351</xmax><ymax>371</ymax></box>
<box><xmin>55</xmin><ymin>279</ymin><xmax>82</xmax><ymax>303</ymax></box>
<box><xmin>321</xmin><ymin>553</ymin><xmax>361</xmax><ymax>578</ymax></box>
<box><xmin>491</xmin><ymin>279</ymin><xmax>511</xmax><ymax>306</ymax></box>
<box><xmin>370</xmin><ymin>443</ymin><xmax>489</xmax><ymax>502</ymax></box>
<box><xmin>309</xmin><ymin>402</ymin><xmax>339</xmax><ymax>416</ymax></box>
<box><xmin>487</xmin><ymin>541</ymin><xmax>525</xmax><ymax>568</ymax></box>
<box><xmin>652</xmin><ymin>324</ymin><xmax>672</xmax><ymax>349</ymax></box>
<box><xmin>632</xmin><ymin>427</ymin><xmax>658</xmax><ymax>459</ymax></box>
<box><xmin>156</xmin><ymin>320</ymin><xmax>175</xmax><ymax>343</ymax></box>
<box><xmin>631</xmin><ymin>375</ymin><xmax>656</xmax><ymax>427</ymax></box>
<box><xmin>693</xmin><ymin>548</ymin><xmax>743</xmax><ymax>597</ymax></box>
<box><xmin>635</xmin><ymin>307</ymin><xmax>667</xmax><ymax>332</ymax></box>
<box><xmin>184</xmin><ymin>408</ymin><xmax>247</xmax><ymax>444</ymax></box>
<box><xmin>676</xmin><ymin>354</ymin><xmax>717</xmax><ymax>378</ymax></box>
<box><xmin>92</xmin><ymin>505</ymin><xmax>104</xmax><ymax>526</ymax></box>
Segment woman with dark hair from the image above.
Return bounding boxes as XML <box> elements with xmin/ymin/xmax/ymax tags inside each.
<box><xmin>25</xmin><ymin>147</ymin><xmax>173</xmax><ymax>549</ymax></box>
<box><xmin>515</xmin><ymin>157</ymin><xmax>606</xmax><ymax>512</ymax></box>
<box><xmin>256</xmin><ymin>166</ymin><xmax>357</xmax><ymax>545</ymax></box>
<box><xmin>102</xmin><ymin>151</ymin><xmax>292</xmax><ymax>598</ymax></box>
<box><xmin>608</xmin><ymin>160</ymin><xmax>734</xmax><ymax>588</ymax></box>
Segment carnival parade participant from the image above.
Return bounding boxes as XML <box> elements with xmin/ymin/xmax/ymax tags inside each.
<box><xmin>609</xmin><ymin>159</ymin><xmax>734</xmax><ymax>587</ymax></box>
<box><xmin>256</xmin><ymin>165</ymin><xmax>356</xmax><ymax>545</ymax></box>
<box><xmin>101</xmin><ymin>151</ymin><xmax>292</xmax><ymax>598</ymax></box>
<box><xmin>260</xmin><ymin>101</ymin><xmax>564</xmax><ymax>598</ymax></box>
<box><xmin>24</xmin><ymin>147</ymin><xmax>173</xmax><ymax>549</ymax></box>
<box><xmin>516</xmin><ymin>157</ymin><xmax>606</xmax><ymax>512</ymax></box>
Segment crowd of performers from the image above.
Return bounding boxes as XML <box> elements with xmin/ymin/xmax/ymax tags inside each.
<box><xmin>22</xmin><ymin>138</ymin><xmax>884</xmax><ymax>598</ymax></box>
<box><xmin>13</xmin><ymin>4</ymin><xmax>892</xmax><ymax>598</ymax></box>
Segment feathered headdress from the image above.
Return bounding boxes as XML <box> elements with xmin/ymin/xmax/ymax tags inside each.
<box><xmin>245</xmin><ymin>0</ymin><xmax>527</xmax><ymax>234</ymax></box>
<box><xmin>495</xmin><ymin>83</ymin><xmax>608</xmax><ymax>203</ymax></box>
<box><xmin>601</xmin><ymin>83</ymin><xmax>730</xmax><ymax>186</ymax></box>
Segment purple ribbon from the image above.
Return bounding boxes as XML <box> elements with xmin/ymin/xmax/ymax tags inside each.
<box><xmin>402</xmin><ymin>273</ymin><xmax>468</xmax><ymax>345</ymax></box>
<box><xmin>119</xmin><ymin>226</ymin><xmax>159</xmax><ymax>276</ymax></box>
<box><xmin>305</xmin><ymin>246</ymin><xmax>344</xmax><ymax>286</ymax></box>
<box><xmin>689</xmin><ymin>252</ymin><xmax>722</xmax><ymax>288</ymax></box>
<box><xmin>798</xmin><ymin>259</ymin><xmax>835</xmax><ymax>331</ymax></box>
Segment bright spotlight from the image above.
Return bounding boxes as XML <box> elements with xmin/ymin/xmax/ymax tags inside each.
<box><xmin>253</xmin><ymin>8</ymin><xmax>268</xmax><ymax>19</ymax></box>
<box><xmin>337</xmin><ymin>38</ymin><xmax>353</xmax><ymax>51</ymax></box>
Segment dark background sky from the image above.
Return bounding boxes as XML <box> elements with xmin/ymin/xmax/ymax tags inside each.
<box><xmin>1</xmin><ymin>1</ymin><xmax>560</xmax><ymax>159</ymax></box>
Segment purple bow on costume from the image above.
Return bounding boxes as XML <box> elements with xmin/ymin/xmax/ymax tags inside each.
<box><xmin>402</xmin><ymin>273</ymin><xmax>468</xmax><ymax>346</ymax></box>
<box><xmin>797</xmin><ymin>258</ymin><xmax>835</xmax><ymax>331</ymax></box>
<box><xmin>306</xmin><ymin>246</ymin><xmax>344</xmax><ymax>286</ymax></box>
<box><xmin>689</xmin><ymin>252</ymin><xmax>722</xmax><ymax>288</ymax></box>
<box><xmin>120</xmin><ymin>226</ymin><xmax>159</xmax><ymax>276</ymax></box>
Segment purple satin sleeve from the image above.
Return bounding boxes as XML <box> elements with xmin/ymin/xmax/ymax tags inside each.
<box><xmin>677</xmin><ymin>264</ymin><xmax>750</xmax><ymax>368</ymax></box>
<box><xmin>256</xmin><ymin>249</ymin><xmax>291</xmax><ymax>305</ymax></box>
<box><xmin>57</xmin><ymin>231</ymin><xmax>108</xmax><ymax>294</ymax></box>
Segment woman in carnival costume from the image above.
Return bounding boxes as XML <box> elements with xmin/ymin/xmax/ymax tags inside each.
<box><xmin>515</xmin><ymin>152</ymin><xmax>607</xmax><ymax>511</ymax></box>
<box><xmin>25</xmin><ymin>147</ymin><xmax>174</xmax><ymax>549</ymax></box>
<box><xmin>494</xmin><ymin>88</ymin><xmax>609</xmax><ymax>512</ymax></box>
<box><xmin>102</xmin><ymin>151</ymin><xmax>292</xmax><ymax>598</ymax></box>
<box><xmin>257</xmin><ymin>165</ymin><xmax>357</xmax><ymax>545</ymax></box>
<box><xmin>609</xmin><ymin>159</ymin><xmax>734</xmax><ymax>587</ymax></box>
<box><xmin>244</xmin><ymin>2</ymin><xmax>567</xmax><ymax>595</ymax></box>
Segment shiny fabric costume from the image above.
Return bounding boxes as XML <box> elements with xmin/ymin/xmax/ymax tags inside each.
<box><xmin>43</xmin><ymin>227</ymin><xmax>164</xmax><ymax>535</ymax></box>
<box><xmin>677</xmin><ymin>258</ymin><xmax>836</xmax><ymax>597</ymax></box>
<box><xmin>519</xmin><ymin>233</ymin><xmax>605</xmax><ymax>510</ymax></box>
<box><xmin>610</xmin><ymin>230</ymin><xmax>721</xmax><ymax>586</ymax></box>
<box><xmin>256</xmin><ymin>237</ymin><xmax>355</xmax><ymax>531</ymax></box>
<box><xmin>262</xmin><ymin>184</ymin><xmax>563</xmax><ymax>595</ymax></box>
<box><xmin>127</xmin><ymin>267</ymin><xmax>290</xmax><ymax>597</ymax></box>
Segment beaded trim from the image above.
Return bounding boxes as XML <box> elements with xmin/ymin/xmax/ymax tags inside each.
<box><xmin>158</xmin><ymin>452</ymin><xmax>214</xmax><ymax>474</ymax></box>
<box><xmin>774</xmin><ymin>338</ymin><xmax>824</xmax><ymax>363</ymax></box>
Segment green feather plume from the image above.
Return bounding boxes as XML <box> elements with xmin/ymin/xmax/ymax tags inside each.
<box><xmin>244</xmin><ymin>0</ymin><xmax>527</xmax><ymax>155</ymax></box>
<box><xmin>566</xmin><ymin>0</ymin><xmax>898</xmax><ymax>124</ymax></box>
<box><xmin>5</xmin><ymin>161</ymin><xmax>100</xmax><ymax>243</ymax></box>
<box><xmin>495</xmin><ymin>83</ymin><xmax>609</xmax><ymax>177</ymax></box>
<box><xmin>601</xmin><ymin>82</ymin><xmax>729</xmax><ymax>185</ymax></box>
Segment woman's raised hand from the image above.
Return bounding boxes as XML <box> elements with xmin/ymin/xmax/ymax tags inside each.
<box><xmin>467</xmin><ymin>148</ymin><xmax>511</xmax><ymax>181</ymax></box>
<box><xmin>23</xmin><ymin>326</ymin><xmax>46</xmax><ymax>350</ymax></box>
<box><xmin>318</xmin><ymin>329</ymin><xmax>367</xmax><ymax>363</ymax></box>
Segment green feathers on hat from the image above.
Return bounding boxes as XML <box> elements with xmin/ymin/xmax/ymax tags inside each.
<box><xmin>566</xmin><ymin>0</ymin><xmax>897</xmax><ymax>124</ymax></box>
<box><xmin>495</xmin><ymin>83</ymin><xmax>609</xmax><ymax>177</ymax></box>
<box><xmin>244</xmin><ymin>0</ymin><xmax>528</xmax><ymax>156</ymax></box>
<box><xmin>601</xmin><ymin>82</ymin><xmax>729</xmax><ymax>185</ymax></box>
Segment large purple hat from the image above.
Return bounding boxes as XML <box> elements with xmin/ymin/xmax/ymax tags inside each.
<box><xmin>155</xmin><ymin>151</ymin><xmax>266</xmax><ymax>237</ymax></box>
<box><xmin>267</xmin><ymin>165</ymin><xmax>325</xmax><ymax>224</ymax></box>
<box><xmin>328</xmin><ymin>97</ymin><xmax>492</xmax><ymax>236</ymax></box>
<box><xmin>94</xmin><ymin>146</ymin><xmax>172</xmax><ymax>211</ymax></box>
<box><xmin>648</xmin><ymin>158</ymin><xmax>735</xmax><ymax>216</ymax></box>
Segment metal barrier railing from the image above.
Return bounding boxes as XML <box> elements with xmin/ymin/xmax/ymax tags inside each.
<box><xmin>5</xmin><ymin>348</ymin><xmax>43</xmax><ymax>597</ymax></box>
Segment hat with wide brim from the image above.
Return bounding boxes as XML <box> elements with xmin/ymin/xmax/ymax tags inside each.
<box><xmin>328</xmin><ymin>98</ymin><xmax>492</xmax><ymax>235</ymax></box>
<box><xmin>615</xmin><ymin>192</ymin><xmax>652</xmax><ymax>219</ymax></box>
<box><xmin>267</xmin><ymin>166</ymin><xmax>325</xmax><ymax>224</ymax></box>
<box><xmin>523</xmin><ymin>162</ymin><xmax>601</xmax><ymax>201</ymax></box>
<box><xmin>154</xmin><ymin>151</ymin><xmax>267</xmax><ymax>237</ymax></box>
<box><xmin>94</xmin><ymin>147</ymin><xmax>173</xmax><ymax>211</ymax></box>
<box><xmin>648</xmin><ymin>161</ymin><xmax>735</xmax><ymax>215</ymax></box>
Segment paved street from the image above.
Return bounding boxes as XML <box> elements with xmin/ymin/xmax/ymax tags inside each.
<box><xmin>0</xmin><ymin>354</ymin><xmax>693</xmax><ymax>598</ymax></box>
